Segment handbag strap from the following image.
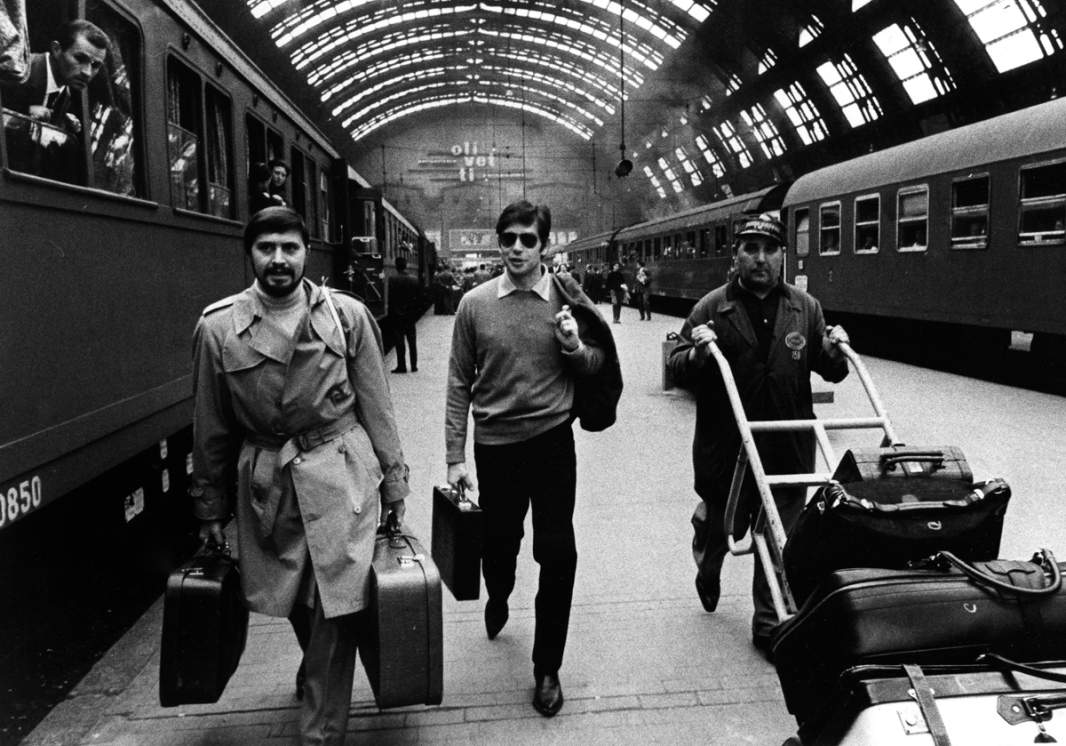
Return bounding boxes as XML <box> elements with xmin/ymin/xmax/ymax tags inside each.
<box><xmin>904</xmin><ymin>664</ymin><xmax>953</xmax><ymax>745</ymax></box>
<box><xmin>937</xmin><ymin>549</ymin><xmax>1062</xmax><ymax>597</ymax></box>
<box><xmin>321</xmin><ymin>285</ymin><xmax>347</xmax><ymax>355</ymax></box>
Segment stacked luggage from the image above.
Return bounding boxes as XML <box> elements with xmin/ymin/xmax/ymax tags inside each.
<box><xmin>704</xmin><ymin>338</ymin><xmax>1066</xmax><ymax>745</ymax></box>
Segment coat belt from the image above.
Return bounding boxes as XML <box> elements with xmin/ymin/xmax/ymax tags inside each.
<box><xmin>245</xmin><ymin>410</ymin><xmax>360</xmax><ymax>468</ymax></box>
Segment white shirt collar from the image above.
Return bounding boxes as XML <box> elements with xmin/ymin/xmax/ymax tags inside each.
<box><xmin>498</xmin><ymin>265</ymin><xmax>551</xmax><ymax>301</ymax></box>
<box><xmin>45</xmin><ymin>55</ymin><xmax>63</xmax><ymax>98</ymax></box>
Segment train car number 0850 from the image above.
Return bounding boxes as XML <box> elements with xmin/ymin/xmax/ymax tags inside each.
<box><xmin>0</xmin><ymin>476</ymin><xmax>43</xmax><ymax>527</ymax></box>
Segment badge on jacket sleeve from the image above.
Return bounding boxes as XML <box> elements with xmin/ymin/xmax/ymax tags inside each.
<box><xmin>785</xmin><ymin>331</ymin><xmax>806</xmax><ymax>360</ymax></box>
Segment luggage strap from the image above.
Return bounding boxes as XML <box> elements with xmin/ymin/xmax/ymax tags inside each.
<box><xmin>904</xmin><ymin>664</ymin><xmax>952</xmax><ymax>746</ymax></box>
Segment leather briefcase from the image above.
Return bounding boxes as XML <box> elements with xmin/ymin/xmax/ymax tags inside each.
<box><xmin>431</xmin><ymin>484</ymin><xmax>483</xmax><ymax>601</ymax></box>
<box><xmin>831</xmin><ymin>446</ymin><xmax>972</xmax><ymax>490</ymax></box>
<box><xmin>773</xmin><ymin>549</ymin><xmax>1065</xmax><ymax>729</ymax></box>
<box><xmin>159</xmin><ymin>543</ymin><xmax>248</xmax><ymax>706</ymax></box>
<box><xmin>360</xmin><ymin>517</ymin><xmax>443</xmax><ymax>708</ymax></box>
<box><xmin>784</xmin><ymin>477</ymin><xmax>1011</xmax><ymax>604</ymax></box>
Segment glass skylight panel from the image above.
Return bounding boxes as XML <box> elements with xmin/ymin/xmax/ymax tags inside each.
<box><xmin>954</xmin><ymin>0</ymin><xmax>1060</xmax><ymax>72</ymax></box>
<box><xmin>798</xmin><ymin>15</ymin><xmax>824</xmax><ymax>47</ymax></box>
<box><xmin>873</xmin><ymin>22</ymin><xmax>954</xmax><ymax>104</ymax></box>
<box><xmin>480</xmin><ymin>29</ymin><xmax>645</xmax><ymax>88</ymax></box>
<box><xmin>657</xmin><ymin>158</ymin><xmax>684</xmax><ymax>194</ymax></box>
<box><xmin>675</xmin><ymin>146</ymin><xmax>703</xmax><ymax>186</ymax></box>
<box><xmin>757</xmin><ymin>49</ymin><xmax>778</xmax><ymax>75</ymax></box>
<box><xmin>817</xmin><ymin>54</ymin><xmax>882</xmax><ymax>127</ymax></box>
<box><xmin>643</xmin><ymin>165</ymin><xmax>668</xmax><ymax>199</ymax></box>
<box><xmin>740</xmin><ymin>104</ymin><xmax>785</xmax><ymax>158</ymax></box>
<box><xmin>694</xmin><ymin>134</ymin><xmax>725</xmax><ymax>177</ymax></box>
<box><xmin>248</xmin><ymin>0</ymin><xmax>289</xmax><ymax>19</ymax></box>
<box><xmin>724</xmin><ymin>72</ymin><xmax>742</xmax><ymax>95</ymax></box>
<box><xmin>773</xmin><ymin>82</ymin><xmax>828</xmax><ymax>145</ymax></box>
<box><xmin>699</xmin><ymin>95</ymin><xmax>713</xmax><ymax>112</ymax></box>
<box><xmin>713</xmin><ymin>121</ymin><xmax>752</xmax><ymax>169</ymax></box>
<box><xmin>853</xmin><ymin>0</ymin><xmax>873</xmax><ymax>9</ymax></box>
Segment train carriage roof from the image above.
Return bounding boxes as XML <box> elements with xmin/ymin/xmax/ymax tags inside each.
<box><xmin>784</xmin><ymin>96</ymin><xmax>1066</xmax><ymax>207</ymax></box>
<box><xmin>617</xmin><ymin>184</ymin><xmax>788</xmax><ymax>240</ymax></box>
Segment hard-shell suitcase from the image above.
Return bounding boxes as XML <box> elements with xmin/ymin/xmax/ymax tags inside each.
<box><xmin>159</xmin><ymin>544</ymin><xmax>248</xmax><ymax>706</ymax></box>
<box><xmin>784</xmin><ymin>477</ymin><xmax>1011</xmax><ymax>603</ymax></box>
<box><xmin>431</xmin><ymin>485</ymin><xmax>483</xmax><ymax>601</ymax></box>
<box><xmin>360</xmin><ymin>519</ymin><xmax>443</xmax><ymax>708</ymax></box>
<box><xmin>772</xmin><ymin>550</ymin><xmax>1066</xmax><ymax>729</ymax></box>
<box><xmin>803</xmin><ymin>659</ymin><xmax>1066</xmax><ymax>745</ymax></box>
<box><xmin>831</xmin><ymin>446</ymin><xmax>972</xmax><ymax>492</ymax></box>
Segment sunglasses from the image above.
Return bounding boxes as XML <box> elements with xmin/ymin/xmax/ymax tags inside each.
<box><xmin>499</xmin><ymin>232</ymin><xmax>540</xmax><ymax>249</ymax></box>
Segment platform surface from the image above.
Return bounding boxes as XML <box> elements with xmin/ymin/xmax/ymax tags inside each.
<box><xmin>24</xmin><ymin>302</ymin><xmax>1066</xmax><ymax>745</ymax></box>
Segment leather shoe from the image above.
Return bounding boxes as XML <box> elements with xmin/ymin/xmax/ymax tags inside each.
<box><xmin>532</xmin><ymin>672</ymin><xmax>564</xmax><ymax>717</ymax></box>
<box><xmin>391</xmin><ymin>367</ymin><xmax>407</xmax><ymax>374</ymax></box>
<box><xmin>295</xmin><ymin>659</ymin><xmax>306</xmax><ymax>700</ymax></box>
<box><xmin>695</xmin><ymin>574</ymin><xmax>720</xmax><ymax>612</ymax></box>
<box><xmin>752</xmin><ymin>633</ymin><xmax>774</xmax><ymax>664</ymax></box>
<box><xmin>485</xmin><ymin>599</ymin><xmax>508</xmax><ymax>640</ymax></box>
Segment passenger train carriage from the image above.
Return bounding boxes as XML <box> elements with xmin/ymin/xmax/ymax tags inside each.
<box><xmin>567</xmin><ymin>95</ymin><xmax>1066</xmax><ymax>363</ymax></box>
<box><xmin>0</xmin><ymin>0</ymin><xmax>433</xmax><ymax>537</ymax></box>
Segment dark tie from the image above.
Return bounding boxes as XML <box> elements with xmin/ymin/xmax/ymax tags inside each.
<box><xmin>48</xmin><ymin>88</ymin><xmax>70</xmax><ymax>126</ymax></box>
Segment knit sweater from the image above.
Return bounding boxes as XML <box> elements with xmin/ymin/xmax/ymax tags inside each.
<box><xmin>445</xmin><ymin>271</ymin><xmax>603</xmax><ymax>462</ymax></box>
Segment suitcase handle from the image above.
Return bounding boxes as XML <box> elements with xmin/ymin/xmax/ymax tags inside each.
<box><xmin>879</xmin><ymin>451</ymin><xmax>946</xmax><ymax>472</ymax></box>
<box><xmin>978</xmin><ymin>653</ymin><xmax>1066</xmax><ymax>685</ymax></box>
<box><xmin>937</xmin><ymin>549</ymin><xmax>1062</xmax><ymax>597</ymax></box>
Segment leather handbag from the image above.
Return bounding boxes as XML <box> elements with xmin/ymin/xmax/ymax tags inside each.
<box><xmin>784</xmin><ymin>477</ymin><xmax>1011</xmax><ymax>604</ymax></box>
<box><xmin>431</xmin><ymin>484</ymin><xmax>483</xmax><ymax>601</ymax></box>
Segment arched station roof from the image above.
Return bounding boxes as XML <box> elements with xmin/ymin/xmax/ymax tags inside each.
<box><xmin>232</xmin><ymin>0</ymin><xmax>1066</xmax><ymax>205</ymax></box>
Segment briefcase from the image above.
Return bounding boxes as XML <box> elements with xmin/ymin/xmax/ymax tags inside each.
<box><xmin>360</xmin><ymin>518</ymin><xmax>443</xmax><ymax>708</ymax></box>
<box><xmin>772</xmin><ymin>549</ymin><xmax>1066</xmax><ymax>729</ymax></box>
<box><xmin>831</xmin><ymin>445</ymin><xmax>972</xmax><ymax>490</ymax></box>
<box><xmin>784</xmin><ymin>477</ymin><xmax>1011</xmax><ymax>604</ymax></box>
<box><xmin>159</xmin><ymin>543</ymin><xmax>248</xmax><ymax>706</ymax></box>
<box><xmin>431</xmin><ymin>484</ymin><xmax>483</xmax><ymax>601</ymax></box>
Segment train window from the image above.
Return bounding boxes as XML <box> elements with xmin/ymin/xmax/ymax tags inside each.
<box><xmin>204</xmin><ymin>85</ymin><xmax>233</xmax><ymax>218</ymax></box>
<box><xmin>897</xmin><ymin>187</ymin><xmax>928</xmax><ymax>252</ymax></box>
<box><xmin>794</xmin><ymin>209</ymin><xmax>811</xmax><ymax>256</ymax></box>
<box><xmin>686</xmin><ymin>231</ymin><xmax>696</xmax><ymax>258</ymax></box>
<box><xmin>951</xmin><ymin>175</ymin><xmax>989</xmax><ymax>249</ymax></box>
<box><xmin>166</xmin><ymin>58</ymin><xmax>201</xmax><ymax>211</ymax></box>
<box><xmin>698</xmin><ymin>229</ymin><xmax>710</xmax><ymax>257</ymax></box>
<box><xmin>714</xmin><ymin>224</ymin><xmax>728</xmax><ymax>255</ymax></box>
<box><xmin>290</xmin><ymin>146</ymin><xmax>317</xmax><ymax>235</ymax></box>
<box><xmin>1</xmin><ymin>4</ymin><xmax>144</xmax><ymax>195</ymax></box>
<box><xmin>1018</xmin><ymin>161</ymin><xmax>1066</xmax><ymax>246</ymax></box>
<box><xmin>653</xmin><ymin>236</ymin><xmax>661</xmax><ymax>260</ymax></box>
<box><xmin>318</xmin><ymin>168</ymin><xmax>332</xmax><ymax>241</ymax></box>
<box><xmin>819</xmin><ymin>203</ymin><xmax>841</xmax><ymax>255</ymax></box>
<box><xmin>854</xmin><ymin>195</ymin><xmax>880</xmax><ymax>253</ymax></box>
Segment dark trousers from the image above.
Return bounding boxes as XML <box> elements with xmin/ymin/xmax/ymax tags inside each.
<box><xmin>634</xmin><ymin>291</ymin><xmax>650</xmax><ymax>319</ymax></box>
<box><xmin>610</xmin><ymin>290</ymin><xmax>624</xmax><ymax>322</ymax></box>
<box><xmin>391</xmin><ymin>318</ymin><xmax>417</xmax><ymax>371</ymax></box>
<box><xmin>474</xmin><ymin>422</ymin><xmax>577</xmax><ymax>676</ymax></box>
<box><xmin>692</xmin><ymin>483</ymin><xmax>805</xmax><ymax>638</ymax></box>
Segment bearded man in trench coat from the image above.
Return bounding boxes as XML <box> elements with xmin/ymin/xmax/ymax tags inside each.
<box><xmin>190</xmin><ymin>206</ymin><xmax>409</xmax><ymax>745</ymax></box>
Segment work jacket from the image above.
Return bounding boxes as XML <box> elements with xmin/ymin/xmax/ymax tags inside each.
<box><xmin>191</xmin><ymin>279</ymin><xmax>409</xmax><ymax>618</ymax></box>
<box><xmin>667</xmin><ymin>280</ymin><xmax>848</xmax><ymax>503</ymax></box>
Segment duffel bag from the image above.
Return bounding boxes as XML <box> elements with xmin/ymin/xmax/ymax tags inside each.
<box><xmin>784</xmin><ymin>477</ymin><xmax>1010</xmax><ymax>604</ymax></box>
<box><xmin>772</xmin><ymin>548</ymin><xmax>1064</xmax><ymax>730</ymax></box>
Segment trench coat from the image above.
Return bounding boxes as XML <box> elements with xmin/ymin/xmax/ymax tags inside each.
<box><xmin>191</xmin><ymin>279</ymin><xmax>409</xmax><ymax>619</ymax></box>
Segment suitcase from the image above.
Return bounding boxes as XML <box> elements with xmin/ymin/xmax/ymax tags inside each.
<box><xmin>159</xmin><ymin>543</ymin><xmax>248</xmax><ymax>706</ymax></box>
<box><xmin>803</xmin><ymin>660</ymin><xmax>1066</xmax><ymax>745</ymax></box>
<box><xmin>772</xmin><ymin>550</ymin><xmax>1066</xmax><ymax>729</ymax></box>
<box><xmin>784</xmin><ymin>477</ymin><xmax>1011</xmax><ymax>604</ymax></box>
<box><xmin>431</xmin><ymin>484</ymin><xmax>483</xmax><ymax>601</ymax></box>
<box><xmin>359</xmin><ymin>518</ymin><xmax>443</xmax><ymax>708</ymax></box>
<box><xmin>831</xmin><ymin>445</ymin><xmax>972</xmax><ymax>491</ymax></box>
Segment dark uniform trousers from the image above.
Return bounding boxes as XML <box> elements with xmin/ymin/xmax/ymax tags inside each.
<box><xmin>474</xmin><ymin>421</ymin><xmax>577</xmax><ymax>677</ymax></box>
<box><xmin>692</xmin><ymin>476</ymin><xmax>806</xmax><ymax>638</ymax></box>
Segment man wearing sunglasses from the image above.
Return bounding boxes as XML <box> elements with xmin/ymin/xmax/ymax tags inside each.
<box><xmin>445</xmin><ymin>200</ymin><xmax>608</xmax><ymax>718</ymax></box>
<box><xmin>666</xmin><ymin>213</ymin><xmax>850</xmax><ymax>661</ymax></box>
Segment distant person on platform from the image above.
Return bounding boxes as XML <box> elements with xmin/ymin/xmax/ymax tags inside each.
<box><xmin>666</xmin><ymin>214</ymin><xmax>850</xmax><ymax>660</ymax></box>
<box><xmin>387</xmin><ymin>255</ymin><xmax>421</xmax><ymax>373</ymax></box>
<box><xmin>1</xmin><ymin>19</ymin><xmax>109</xmax><ymax>135</ymax></box>
<box><xmin>434</xmin><ymin>263</ymin><xmax>457</xmax><ymax>314</ymax></box>
<box><xmin>633</xmin><ymin>261</ymin><xmax>651</xmax><ymax>320</ymax></box>
<box><xmin>190</xmin><ymin>206</ymin><xmax>410</xmax><ymax>745</ymax></box>
<box><xmin>445</xmin><ymin>200</ymin><xmax>610</xmax><ymax>718</ymax></box>
<box><xmin>605</xmin><ymin>262</ymin><xmax>625</xmax><ymax>323</ymax></box>
<box><xmin>473</xmin><ymin>263</ymin><xmax>492</xmax><ymax>286</ymax></box>
<box><xmin>268</xmin><ymin>158</ymin><xmax>290</xmax><ymax>205</ymax></box>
